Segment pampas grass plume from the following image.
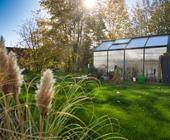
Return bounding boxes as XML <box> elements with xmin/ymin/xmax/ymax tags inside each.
<box><xmin>36</xmin><ymin>69</ymin><xmax>55</xmax><ymax>116</ymax></box>
<box><xmin>2</xmin><ymin>51</ymin><xmax>23</xmax><ymax>102</ymax></box>
<box><xmin>0</xmin><ymin>44</ymin><xmax>9</xmax><ymax>87</ymax></box>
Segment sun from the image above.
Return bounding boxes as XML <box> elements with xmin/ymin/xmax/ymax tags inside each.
<box><xmin>84</xmin><ymin>0</ymin><xmax>96</xmax><ymax>9</ymax></box>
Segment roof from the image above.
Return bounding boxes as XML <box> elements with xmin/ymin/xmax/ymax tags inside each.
<box><xmin>94</xmin><ymin>34</ymin><xmax>170</xmax><ymax>52</ymax></box>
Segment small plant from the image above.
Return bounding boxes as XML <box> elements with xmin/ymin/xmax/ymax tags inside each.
<box><xmin>112</xmin><ymin>65</ymin><xmax>122</xmax><ymax>84</ymax></box>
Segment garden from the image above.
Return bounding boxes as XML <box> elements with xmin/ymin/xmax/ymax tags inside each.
<box><xmin>1</xmin><ymin>53</ymin><xmax>170</xmax><ymax>139</ymax></box>
<box><xmin>1</xmin><ymin>0</ymin><xmax>170</xmax><ymax>139</ymax></box>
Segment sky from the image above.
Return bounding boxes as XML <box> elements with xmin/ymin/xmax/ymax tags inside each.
<box><xmin>0</xmin><ymin>0</ymin><xmax>40</xmax><ymax>46</ymax></box>
<box><xmin>0</xmin><ymin>0</ymin><xmax>138</xmax><ymax>47</ymax></box>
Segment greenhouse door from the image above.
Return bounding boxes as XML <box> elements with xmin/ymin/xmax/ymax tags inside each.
<box><xmin>161</xmin><ymin>56</ymin><xmax>170</xmax><ymax>84</ymax></box>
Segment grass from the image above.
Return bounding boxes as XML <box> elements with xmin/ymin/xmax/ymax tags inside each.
<box><xmin>2</xmin><ymin>69</ymin><xmax>170</xmax><ymax>139</ymax></box>
<box><xmin>78</xmin><ymin>81</ymin><xmax>170</xmax><ymax>140</ymax></box>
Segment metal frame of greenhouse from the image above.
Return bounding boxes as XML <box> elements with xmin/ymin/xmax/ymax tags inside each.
<box><xmin>93</xmin><ymin>34</ymin><xmax>170</xmax><ymax>81</ymax></box>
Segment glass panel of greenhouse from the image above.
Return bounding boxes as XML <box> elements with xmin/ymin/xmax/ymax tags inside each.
<box><xmin>95</xmin><ymin>41</ymin><xmax>113</xmax><ymax>51</ymax></box>
<box><xmin>126</xmin><ymin>38</ymin><xmax>148</xmax><ymax>48</ymax></box>
<box><xmin>146</xmin><ymin>35</ymin><xmax>169</xmax><ymax>47</ymax></box>
<box><xmin>93</xmin><ymin>51</ymin><xmax>107</xmax><ymax>71</ymax></box>
<box><xmin>125</xmin><ymin>49</ymin><xmax>144</xmax><ymax>79</ymax></box>
<box><xmin>108</xmin><ymin>50</ymin><xmax>124</xmax><ymax>76</ymax></box>
<box><xmin>145</xmin><ymin>47</ymin><xmax>167</xmax><ymax>81</ymax></box>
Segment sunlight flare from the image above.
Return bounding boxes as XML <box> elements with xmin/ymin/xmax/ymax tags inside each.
<box><xmin>84</xmin><ymin>0</ymin><xmax>96</xmax><ymax>9</ymax></box>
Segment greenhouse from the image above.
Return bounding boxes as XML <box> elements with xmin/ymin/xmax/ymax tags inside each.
<box><xmin>93</xmin><ymin>34</ymin><xmax>170</xmax><ymax>82</ymax></box>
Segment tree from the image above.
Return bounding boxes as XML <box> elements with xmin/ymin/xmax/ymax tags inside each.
<box><xmin>18</xmin><ymin>18</ymin><xmax>64</xmax><ymax>71</ymax></box>
<box><xmin>104</xmin><ymin>0</ymin><xmax>133</xmax><ymax>39</ymax></box>
<box><xmin>40</xmin><ymin>0</ymin><xmax>106</xmax><ymax>72</ymax></box>
<box><xmin>131</xmin><ymin>2</ymin><xmax>151</xmax><ymax>36</ymax></box>
<box><xmin>18</xmin><ymin>19</ymin><xmax>41</xmax><ymax>71</ymax></box>
<box><xmin>148</xmin><ymin>0</ymin><xmax>170</xmax><ymax>34</ymax></box>
<box><xmin>131</xmin><ymin>0</ymin><xmax>170</xmax><ymax>37</ymax></box>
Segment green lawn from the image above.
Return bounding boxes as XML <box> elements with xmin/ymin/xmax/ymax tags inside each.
<box><xmin>78</xmin><ymin>82</ymin><xmax>170</xmax><ymax>140</ymax></box>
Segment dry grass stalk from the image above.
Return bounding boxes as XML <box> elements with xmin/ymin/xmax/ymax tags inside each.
<box><xmin>36</xmin><ymin>69</ymin><xmax>55</xmax><ymax>117</ymax></box>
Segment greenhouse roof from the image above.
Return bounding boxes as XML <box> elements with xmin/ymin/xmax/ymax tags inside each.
<box><xmin>94</xmin><ymin>34</ymin><xmax>170</xmax><ymax>52</ymax></box>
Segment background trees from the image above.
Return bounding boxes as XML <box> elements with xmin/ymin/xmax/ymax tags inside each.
<box><xmin>132</xmin><ymin>0</ymin><xmax>170</xmax><ymax>36</ymax></box>
<box><xmin>149</xmin><ymin>0</ymin><xmax>170</xmax><ymax>34</ymax></box>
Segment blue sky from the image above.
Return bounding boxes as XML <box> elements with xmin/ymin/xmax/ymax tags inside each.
<box><xmin>0</xmin><ymin>0</ymin><xmax>40</xmax><ymax>46</ymax></box>
<box><xmin>0</xmin><ymin>0</ymin><xmax>138</xmax><ymax>46</ymax></box>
